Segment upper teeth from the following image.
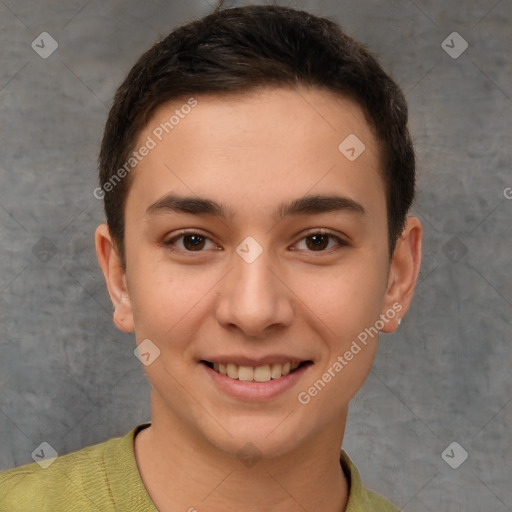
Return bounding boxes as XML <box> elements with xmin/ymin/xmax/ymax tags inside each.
<box><xmin>212</xmin><ymin>362</ymin><xmax>300</xmax><ymax>382</ymax></box>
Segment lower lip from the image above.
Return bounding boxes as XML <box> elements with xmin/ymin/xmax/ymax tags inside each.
<box><xmin>202</xmin><ymin>363</ymin><xmax>311</xmax><ymax>401</ymax></box>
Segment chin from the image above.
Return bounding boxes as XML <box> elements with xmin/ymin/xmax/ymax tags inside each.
<box><xmin>196</xmin><ymin>410</ymin><xmax>320</xmax><ymax>462</ymax></box>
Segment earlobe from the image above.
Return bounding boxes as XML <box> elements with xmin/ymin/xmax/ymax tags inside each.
<box><xmin>380</xmin><ymin>216</ymin><xmax>422</xmax><ymax>333</ymax></box>
<box><xmin>95</xmin><ymin>223</ymin><xmax>135</xmax><ymax>333</ymax></box>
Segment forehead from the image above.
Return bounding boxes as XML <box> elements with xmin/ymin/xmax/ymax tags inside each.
<box><xmin>126</xmin><ymin>86</ymin><xmax>384</xmax><ymax>219</ymax></box>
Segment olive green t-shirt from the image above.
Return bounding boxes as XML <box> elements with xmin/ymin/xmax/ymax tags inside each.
<box><xmin>0</xmin><ymin>424</ymin><xmax>400</xmax><ymax>511</ymax></box>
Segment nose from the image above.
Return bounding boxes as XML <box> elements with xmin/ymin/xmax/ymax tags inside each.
<box><xmin>214</xmin><ymin>248</ymin><xmax>294</xmax><ymax>338</ymax></box>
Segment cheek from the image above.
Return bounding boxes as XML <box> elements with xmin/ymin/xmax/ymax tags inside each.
<box><xmin>127</xmin><ymin>258</ymin><xmax>212</xmax><ymax>345</ymax></box>
<box><xmin>295</xmin><ymin>265</ymin><xmax>385</xmax><ymax>412</ymax></box>
<box><xmin>289</xmin><ymin>255</ymin><xmax>388</xmax><ymax>405</ymax></box>
<box><xmin>289</xmin><ymin>256</ymin><xmax>388</xmax><ymax>339</ymax></box>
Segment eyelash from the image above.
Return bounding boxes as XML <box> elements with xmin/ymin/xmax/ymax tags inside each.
<box><xmin>162</xmin><ymin>229</ymin><xmax>348</xmax><ymax>255</ymax></box>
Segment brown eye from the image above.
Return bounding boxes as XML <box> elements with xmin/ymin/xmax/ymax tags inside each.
<box><xmin>305</xmin><ymin>234</ymin><xmax>330</xmax><ymax>251</ymax></box>
<box><xmin>163</xmin><ymin>232</ymin><xmax>217</xmax><ymax>252</ymax></box>
<box><xmin>182</xmin><ymin>234</ymin><xmax>206</xmax><ymax>251</ymax></box>
<box><xmin>293</xmin><ymin>231</ymin><xmax>347</xmax><ymax>253</ymax></box>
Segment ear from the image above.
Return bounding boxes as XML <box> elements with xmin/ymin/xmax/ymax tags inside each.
<box><xmin>95</xmin><ymin>223</ymin><xmax>135</xmax><ymax>333</ymax></box>
<box><xmin>380</xmin><ymin>216</ymin><xmax>422</xmax><ymax>333</ymax></box>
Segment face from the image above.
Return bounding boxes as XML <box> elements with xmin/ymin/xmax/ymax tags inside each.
<box><xmin>97</xmin><ymin>86</ymin><xmax>420</xmax><ymax>459</ymax></box>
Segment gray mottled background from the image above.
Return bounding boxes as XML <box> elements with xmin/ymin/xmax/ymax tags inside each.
<box><xmin>1</xmin><ymin>0</ymin><xmax>511</xmax><ymax>510</ymax></box>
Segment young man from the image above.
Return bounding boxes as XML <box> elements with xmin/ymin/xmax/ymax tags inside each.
<box><xmin>1</xmin><ymin>5</ymin><xmax>421</xmax><ymax>511</ymax></box>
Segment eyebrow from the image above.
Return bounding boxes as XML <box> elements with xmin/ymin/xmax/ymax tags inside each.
<box><xmin>145</xmin><ymin>193</ymin><xmax>366</xmax><ymax>219</ymax></box>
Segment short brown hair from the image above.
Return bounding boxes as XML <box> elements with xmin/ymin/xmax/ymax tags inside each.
<box><xmin>98</xmin><ymin>5</ymin><xmax>415</xmax><ymax>266</ymax></box>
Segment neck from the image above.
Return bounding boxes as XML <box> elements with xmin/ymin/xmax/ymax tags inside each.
<box><xmin>134</xmin><ymin>396</ymin><xmax>349</xmax><ymax>512</ymax></box>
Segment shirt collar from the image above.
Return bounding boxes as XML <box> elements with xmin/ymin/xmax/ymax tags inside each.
<box><xmin>340</xmin><ymin>450</ymin><xmax>373</xmax><ymax>511</ymax></box>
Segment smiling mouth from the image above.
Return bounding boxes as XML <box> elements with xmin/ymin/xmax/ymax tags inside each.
<box><xmin>201</xmin><ymin>360</ymin><xmax>312</xmax><ymax>382</ymax></box>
